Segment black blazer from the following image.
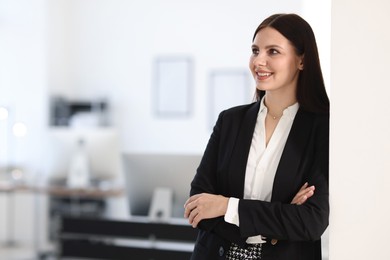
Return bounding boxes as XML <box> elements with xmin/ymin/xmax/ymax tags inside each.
<box><xmin>189</xmin><ymin>101</ymin><xmax>329</xmax><ymax>260</ymax></box>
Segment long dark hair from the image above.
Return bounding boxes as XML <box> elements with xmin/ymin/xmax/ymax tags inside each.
<box><xmin>254</xmin><ymin>13</ymin><xmax>329</xmax><ymax>114</ymax></box>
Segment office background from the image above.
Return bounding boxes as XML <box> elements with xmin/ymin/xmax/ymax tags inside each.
<box><xmin>1</xmin><ymin>0</ymin><xmax>389</xmax><ymax>259</ymax></box>
<box><xmin>0</xmin><ymin>0</ymin><xmax>330</xmax><ymax>167</ymax></box>
<box><xmin>0</xmin><ymin>0</ymin><xmax>329</xmax><ymax>244</ymax></box>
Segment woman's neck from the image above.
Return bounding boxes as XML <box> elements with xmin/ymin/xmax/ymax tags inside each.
<box><xmin>264</xmin><ymin>92</ymin><xmax>297</xmax><ymax>117</ymax></box>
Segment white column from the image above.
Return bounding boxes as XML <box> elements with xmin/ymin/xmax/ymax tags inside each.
<box><xmin>330</xmin><ymin>0</ymin><xmax>390</xmax><ymax>259</ymax></box>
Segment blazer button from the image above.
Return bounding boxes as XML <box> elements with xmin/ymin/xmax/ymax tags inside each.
<box><xmin>219</xmin><ymin>246</ymin><xmax>225</xmax><ymax>256</ymax></box>
<box><xmin>271</xmin><ymin>239</ymin><xmax>278</xmax><ymax>245</ymax></box>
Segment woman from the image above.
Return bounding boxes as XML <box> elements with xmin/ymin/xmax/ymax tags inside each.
<box><xmin>184</xmin><ymin>13</ymin><xmax>329</xmax><ymax>260</ymax></box>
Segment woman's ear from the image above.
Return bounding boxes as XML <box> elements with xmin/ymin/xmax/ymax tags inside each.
<box><xmin>298</xmin><ymin>55</ymin><xmax>304</xmax><ymax>70</ymax></box>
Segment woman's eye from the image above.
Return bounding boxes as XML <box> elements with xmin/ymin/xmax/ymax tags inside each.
<box><xmin>251</xmin><ymin>48</ymin><xmax>259</xmax><ymax>55</ymax></box>
<box><xmin>268</xmin><ymin>49</ymin><xmax>279</xmax><ymax>55</ymax></box>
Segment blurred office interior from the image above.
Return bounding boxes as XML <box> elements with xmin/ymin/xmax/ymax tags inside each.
<box><xmin>0</xmin><ymin>0</ymin><xmax>331</xmax><ymax>259</ymax></box>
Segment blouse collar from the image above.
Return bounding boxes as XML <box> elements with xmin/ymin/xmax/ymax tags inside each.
<box><xmin>259</xmin><ymin>96</ymin><xmax>299</xmax><ymax>120</ymax></box>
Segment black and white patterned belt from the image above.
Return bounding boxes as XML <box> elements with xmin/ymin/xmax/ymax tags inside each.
<box><xmin>226</xmin><ymin>242</ymin><xmax>262</xmax><ymax>260</ymax></box>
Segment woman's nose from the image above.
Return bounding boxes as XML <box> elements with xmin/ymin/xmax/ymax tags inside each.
<box><xmin>253</xmin><ymin>53</ymin><xmax>267</xmax><ymax>67</ymax></box>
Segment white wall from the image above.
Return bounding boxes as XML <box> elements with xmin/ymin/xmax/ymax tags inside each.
<box><xmin>330</xmin><ymin>0</ymin><xmax>390</xmax><ymax>259</ymax></box>
<box><xmin>0</xmin><ymin>0</ymin><xmax>48</xmax><ymax>244</ymax></box>
<box><xmin>0</xmin><ymin>0</ymin><xmax>47</xmax><ymax>173</ymax></box>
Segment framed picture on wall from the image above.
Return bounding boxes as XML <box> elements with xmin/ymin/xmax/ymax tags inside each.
<box><xmin>153</xmin><ymin>56</ymin><xmax>193</xmax><ymax>117</ymax></box>
<box><xmin>209</xmin><ymin>69</ymin><xmax>252</xmax><ymax>128</ymax></box>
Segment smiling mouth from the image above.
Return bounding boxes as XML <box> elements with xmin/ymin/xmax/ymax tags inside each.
<box><xmin>256</xmin><ymin>72</ymin><xmax>273</xmax><ymax>80</ymax></box>
<box><xmin>258</xmin><ymin>72</ymin><xmax>271</xmax><ymax>77</ymax></box>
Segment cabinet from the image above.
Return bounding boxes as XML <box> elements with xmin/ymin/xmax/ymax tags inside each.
<box><xmin>0</xmin><ymin>185</ymin><xmax>40</xmax><ymax>247</ymax></box>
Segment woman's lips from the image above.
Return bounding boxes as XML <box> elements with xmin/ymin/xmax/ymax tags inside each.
<box><xmin>256</xmin><ymin>71</ymin><xmax>273</xmax><ymax>80</ymax></box>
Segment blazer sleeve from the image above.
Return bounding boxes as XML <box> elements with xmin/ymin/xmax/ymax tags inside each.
<box><xmin>190</xmin><ymin>110</ymin><xmax>248</xmax><ymax>247</ymax></box>
<box><xmin>238</xmin><ymin>114</ymin><xmax>329</xmax><ymax>242</ymax></box>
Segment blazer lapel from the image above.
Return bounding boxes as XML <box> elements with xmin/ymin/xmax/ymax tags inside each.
<box><xmin>228</xmin><ymin>102</ymin><xmax>260</xmax><ymax>198</ymax></box>
<box><xmin>271</xmin><ymin>109</ymin><xmax>314</xmax><ymax>202</ymax></box>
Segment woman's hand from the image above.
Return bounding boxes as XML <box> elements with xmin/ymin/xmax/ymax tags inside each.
<box><xmin>291</xmin><ymin>182</ymin><xmax>315</xmax><ymax>205</ymax></box>
<box><xmin>184</xmin><ymin>193</ymin><xmax>228</xmax><ymax>228</ymax></box>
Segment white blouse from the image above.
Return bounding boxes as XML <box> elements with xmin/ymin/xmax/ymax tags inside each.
<box><xmin>224</xmin><ymin>98</ymin><xmax>299</xmax><ymax>244</ymax></box>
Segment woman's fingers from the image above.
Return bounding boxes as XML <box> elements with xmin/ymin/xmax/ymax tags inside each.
<box><xmin>184</xmin><ymin>194</ymin><xmax>204</xmax><ymax>227</ymax></box>
<box><xmin>183</xmin><ymin>193</ymin><xmax>228</xmax><ymax>228</ymax></box>
<box><xmin>291</xmin><ymin>182</ymin><xmax>315</xmax><ymax>205</ymax></box>
<box><xmin>184</xmin><ymin>194</ymin><xmax>199</xmax><ymax>208</ymax></box>
<box><xmin>183</xmin><ymin>194</ymin><xmax>202</xmax><ymax>218</ymax></box>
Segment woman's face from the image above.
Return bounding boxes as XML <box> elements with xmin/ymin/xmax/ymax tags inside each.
<box><xmin>249</xmin><ymin>27</ymin><xmax>303</xmax><ymax>95</ymax></box>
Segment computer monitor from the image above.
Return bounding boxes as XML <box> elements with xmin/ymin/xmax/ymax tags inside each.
<box><xmin>45</xmin><ymin>127</ymin><xmax>123</xmax><ymax>185</ymax></box>
<box><xmin>122</xmin><ymin>153</ymin><xmax>202</xmax><ymax>218</ymax></box>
